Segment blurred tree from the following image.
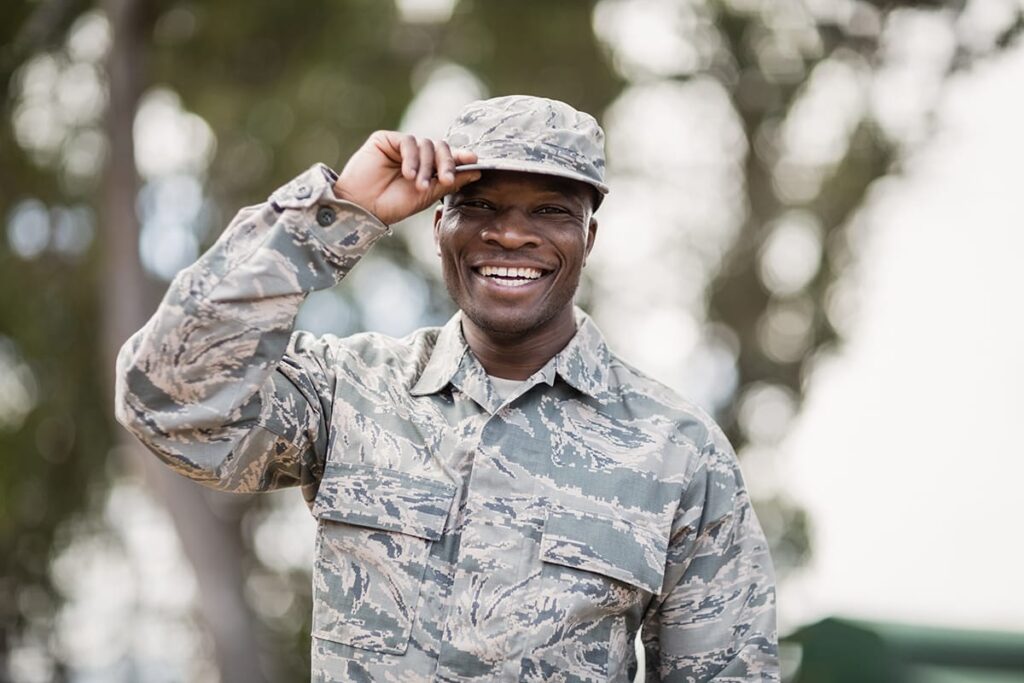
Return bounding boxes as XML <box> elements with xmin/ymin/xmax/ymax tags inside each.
<box><xmin>1</xmin><ymin>1</ymin><xmax>115</xmax><ymax>678</ymax></box>
<box><xmin>694</xmin><ymin>0</ymin><xmax>1021</xmax><ymax>573</ymax></box>
<box><xmin>1</xmin><ymin>0</ymin><xmax>1021</xmax><ymax>680</ymax></box>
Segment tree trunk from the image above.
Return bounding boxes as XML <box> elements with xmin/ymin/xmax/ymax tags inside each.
<box><xmin>100</xmin><ymin>0</ymin><xmax>272</xmax><ymax>681</ymax></box>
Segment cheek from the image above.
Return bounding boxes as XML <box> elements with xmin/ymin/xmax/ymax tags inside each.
<box><xmin>556</xmin><ymin>234</ymin><xmax>589</xmax><ymax>263</ymax></box>
<box><xmin>437</xmin><ymin>222</ymin><xmax>479</xmax><ymax>263</ymax></box>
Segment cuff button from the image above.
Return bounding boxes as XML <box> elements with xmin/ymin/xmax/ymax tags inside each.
<box><xmin>316</xmin><ymin>207</ymin><xmax>337</xmax><ymax>227</ymax></box>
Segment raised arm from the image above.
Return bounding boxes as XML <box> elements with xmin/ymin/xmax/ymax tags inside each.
<box><xmin>642</xmin><ymin>430</ymin><xmax>780</xmax><ymax>681</ymax></box>
<box><xmin>114</xmin><ymin>135</ymin><xmax>479</xmax><ymax>500</ymax></box>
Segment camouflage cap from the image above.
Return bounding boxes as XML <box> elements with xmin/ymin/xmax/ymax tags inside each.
<box><xmin>445</xmin><ymin>95</ymin><xmax>609</xmax><ymax>196</ymax></box>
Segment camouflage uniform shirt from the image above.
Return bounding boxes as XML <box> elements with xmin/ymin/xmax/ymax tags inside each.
<box><xmin>115</xmin><ymin>164</ymin><xmax>779</xmax><ymax>682</ymax></box>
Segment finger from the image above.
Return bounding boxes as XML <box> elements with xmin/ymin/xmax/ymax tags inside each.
<box><xmin>417</xmin><ymin>138</ymin><xmax>435</xmax><ymax>190</ymax></box>
<box><xmin>450</xmin><ymin>169</ymin><xmax>482</xmax><ymax>193</ymax></box>
<box><xmin>372</xmin><ymin>130</ymin><xmax>404</xmax><ymax>163</ymax></box>
<box><xmin>422</xmin><ymin>170</ymin><xmax>480</xmax><ymax>208</ymax></box>
<box><xmin>399</xmin><ymin>135</ymin><xmax>419</xmax><ymax>180</ymax></box>
<box><xmin>434</xmin><ymin>140</ymin><xmax>456</xmax><ymax>185</ymax></box>
<box><xmin>452</xmin><ymin>148</ymin><xmax>478</xmax><ymax>167</ymax></box>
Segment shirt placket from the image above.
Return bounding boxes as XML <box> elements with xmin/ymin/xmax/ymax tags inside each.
<box><xmin>433</xmin><ymin>381</ymin><xmax>547</xmax><ymax>682</ymax></box>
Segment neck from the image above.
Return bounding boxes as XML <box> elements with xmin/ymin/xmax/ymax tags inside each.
<box><xmin>461</xmin><ymin>309</ymin><xmax>577</xmax><ymax>380</ymax></box>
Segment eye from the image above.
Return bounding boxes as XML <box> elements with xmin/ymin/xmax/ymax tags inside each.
<box><xmin>535</xmin><ymin>205</ymin><xmax>570</xmax><ymax>215</ymax></box>
<box><xmin>459</xmin><ymin>199</ymin><xmax>494</xmax><ymax>210</ymax></box>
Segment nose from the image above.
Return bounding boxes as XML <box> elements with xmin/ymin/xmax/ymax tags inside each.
<box><xmin>479</xmin><ymin>208</ymin><xmax>541</xmax><ymax>250</ymax></box>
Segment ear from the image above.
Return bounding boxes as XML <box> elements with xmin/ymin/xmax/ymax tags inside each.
<box><xmin>583</xmin><ymin>217</ymin><xmax>598</xmax><ymax>266</ymax></box>
<box><xmin>433</xmin><ymin>205</ymin><xmax>444</xmax><ymax>257</ymax></box>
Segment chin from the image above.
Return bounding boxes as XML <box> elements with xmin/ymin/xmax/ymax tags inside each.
<box><xmin>462</xmin><ymin>297</ymin><xmax>575</xmax><ymax>340</ymax></box>
<box><xmin>463</xmin><ymin>306</ymin><xmax>540</xmax><ymax>337</ymax></box>
<box><xmin>444</xmin><ymin>269</ymin><xmax>576</xmax><ymax>340</ymax></box>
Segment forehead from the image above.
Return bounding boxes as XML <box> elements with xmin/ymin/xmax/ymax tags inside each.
<box><xmin>457</xmin><ymin>170</ymin><xmax>590</xmax><ymax>202</ymax></box>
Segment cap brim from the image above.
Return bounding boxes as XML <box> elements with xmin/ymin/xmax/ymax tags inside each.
<box><xmin>454</xmin><ymin>158</ymin><xmax>609</xmax><ymax>195</ymax></box>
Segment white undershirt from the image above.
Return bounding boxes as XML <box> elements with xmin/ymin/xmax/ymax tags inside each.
<box><xmin>488</xmin><ymin>375</ymin><xmax>527</xmax><ymax>403</ymax></box>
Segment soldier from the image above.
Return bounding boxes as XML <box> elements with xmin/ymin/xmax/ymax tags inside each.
<box><xmin>115</xmin><ymin>95</ymin><xmax>779</xmax><ymax>681</ymax></box>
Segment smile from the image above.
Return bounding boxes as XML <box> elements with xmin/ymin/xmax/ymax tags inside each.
<box><xmin>473</xmin><ymin>265</ymin><xmax>549</xmax><ymax>288</ymax></box>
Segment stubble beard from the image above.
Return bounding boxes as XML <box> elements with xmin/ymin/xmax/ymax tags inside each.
<box><xmin>444</xmin><ymin>268</ymin><xmax>580</xmax><ymax>342</ymax></box>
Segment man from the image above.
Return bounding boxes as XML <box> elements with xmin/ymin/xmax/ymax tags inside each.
<box><xmin>115</xmin><ymin>95</ymin><xmax>778</xmax><ymax>682</ymax></box>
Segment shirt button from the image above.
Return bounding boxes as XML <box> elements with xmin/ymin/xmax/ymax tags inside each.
<box><xmin>316</xmin><ymin>207</ymin><xmax>336</xmax><ymax>226</ymax></box>
<box><xmin>295</xmin><ymin>183</ymin><xmax>311</xmax><ymax>199</ymax></box>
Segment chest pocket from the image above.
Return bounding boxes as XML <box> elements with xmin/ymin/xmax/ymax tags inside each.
<box><xmin>518</xmin><ymin>510</ymin><xmax>668</xmax><ymax>683</ymax></box>
<box><xmin>540</xmin><ymin>509</ymin><xmax>667</xmax><ymax>595</ymax></box>
<box><xmin>311</xmin><ymin>461</ymin><xmax>456</xmax><ymax>654</ymax></box>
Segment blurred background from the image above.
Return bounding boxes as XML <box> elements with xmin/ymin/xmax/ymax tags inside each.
<box><xmin>2</xmin><ymin>0</ymin><xmax>1023</xmax><ymax>681</ymax></box>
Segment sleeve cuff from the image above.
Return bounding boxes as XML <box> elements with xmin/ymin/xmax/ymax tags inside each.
<box><xmin>268</xmin><ymin>163</ymin><xmax>341</xmax><ymax>211</ymax></box>
<box><xmin>268</xmin><ymin>163</ymin><xmax>392</xmax><ymax>257</ymax></box>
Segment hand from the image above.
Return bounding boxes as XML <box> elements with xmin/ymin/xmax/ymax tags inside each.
<box><xmin>333</xmin><ymin>131</ymin><xmax>481</xmax><ymax>225</ymax></box>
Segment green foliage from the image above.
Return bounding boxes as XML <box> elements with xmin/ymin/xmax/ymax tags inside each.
<box><xmin>1</xmin><ymin>7</ymin><xmax>114</xmax><ymax>665</ymax></box>
<box><xmin>0</xmin><ymin>131</ymin><xmax>113</xmax><ymax>665</ymax></box>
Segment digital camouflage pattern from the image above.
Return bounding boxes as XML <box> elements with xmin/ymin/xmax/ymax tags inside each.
<box><xmin>115</xmin><ymin>163</ymin><xmax>778</xmax><ymax>681</ymax></box>
<box><xmin>446</xmin><ymin>95</ymin><xmax>610</xmax><ymax>195</ymax></box>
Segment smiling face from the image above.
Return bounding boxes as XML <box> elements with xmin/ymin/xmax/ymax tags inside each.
<box><xmin>433</xmin><ymin>170</ymin><xmax>598</xmax><ymax>343</ymax></box>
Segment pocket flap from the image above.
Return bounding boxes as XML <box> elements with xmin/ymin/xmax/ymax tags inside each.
<box><xmin>540</xmin><ymin>509</ymin><xmax>667</xmax><ymax>594</ymax></box>
<box><xmin>313</xmin><ymin>462</ymin><xmax>457</xmax><ymax>541</ymax></box>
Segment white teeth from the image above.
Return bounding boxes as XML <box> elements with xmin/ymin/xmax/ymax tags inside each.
<box><xmin>479</xmin><ymin>265</ymin><xmax>543</xmax><ymax>280</ymax></box>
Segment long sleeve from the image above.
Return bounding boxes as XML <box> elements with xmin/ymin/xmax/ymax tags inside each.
<box><xmin>114</xmin><ymin>164</ymin><xmax>390</xmax><ymax>500</ymax></box>
<box><xmin>642</xmin><ymin>429</ymin><xmax>779</xmax><ymax>681</ymax></box>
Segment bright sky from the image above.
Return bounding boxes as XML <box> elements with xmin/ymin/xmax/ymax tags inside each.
<box><xmin>780</xmin><ymin>39</ymin><xmax>1024</xmax><ymax>633</ymax></box>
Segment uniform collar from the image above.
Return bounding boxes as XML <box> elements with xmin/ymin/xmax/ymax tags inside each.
<box><xmin>410</xmin><ymin>314</ymin><xmax>469</xmax><ymax>397</ymax></box>
<box><xmin>410</xmin><ymin>307</ymin><xmax>612</xmax><ymax>400</ymax></box>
